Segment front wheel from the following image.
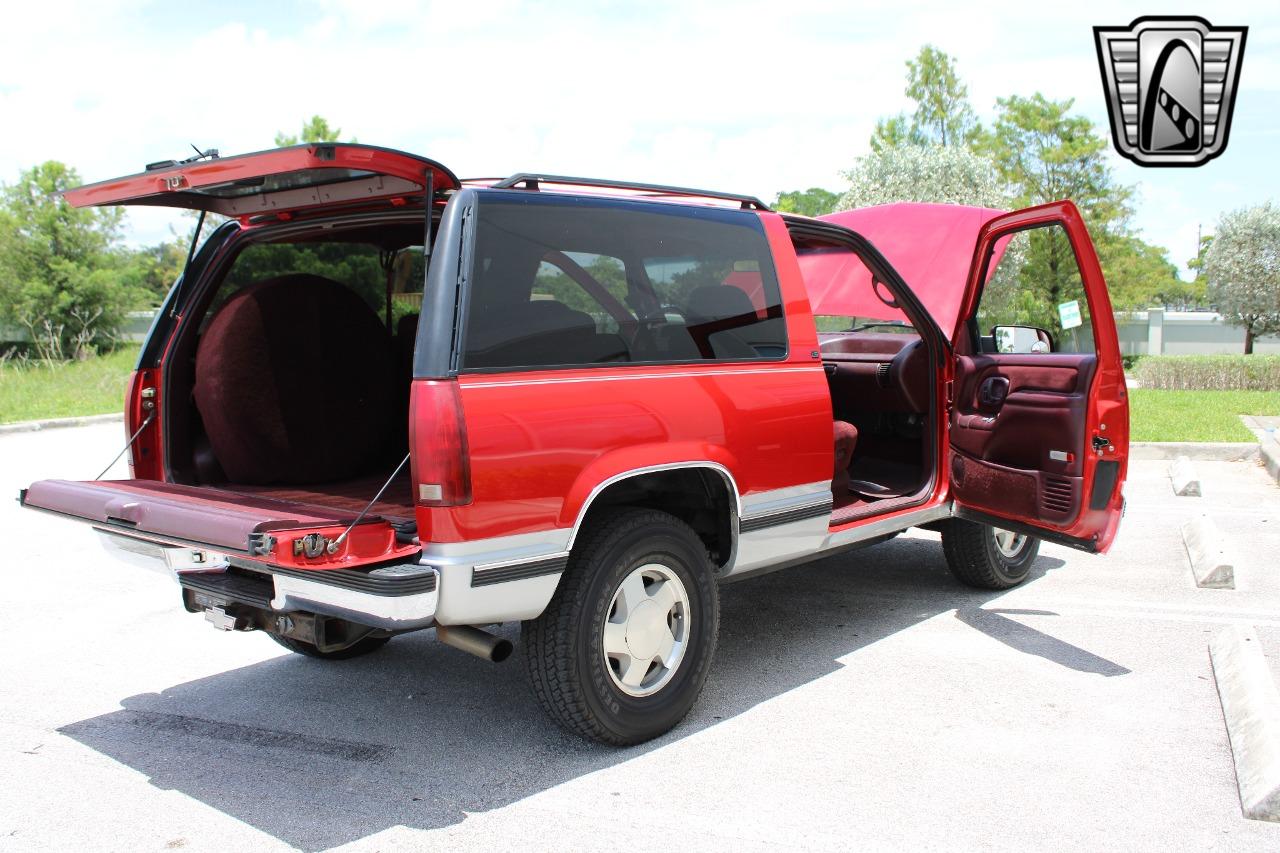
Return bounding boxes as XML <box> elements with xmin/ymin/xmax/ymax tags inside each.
<box><xmin>941</xmin><ymin>520</ymin><xmax>1040</xmax><ymax>589</ymax></box>
<box><xmin>521</xmin><ymin>509</ymin><xmax>719</xmax><ymax>746</ymax></box>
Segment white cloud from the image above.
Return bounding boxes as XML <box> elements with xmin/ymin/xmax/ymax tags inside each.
<box><xmin>1</xmin><ymin>0</ymin><xmax>1276</xmax><ymax>267</ymax></box>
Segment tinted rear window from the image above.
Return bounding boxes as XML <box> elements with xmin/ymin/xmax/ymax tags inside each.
<box><xmin>461</xmin><ymin>193</ymin><xmax>786</xmax><ymax>370</ymax></box>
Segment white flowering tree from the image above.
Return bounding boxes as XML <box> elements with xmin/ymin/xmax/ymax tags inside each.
<box><xmin>1205</xmin><ymin>202</ymin><xmax>1280</xmax><ymax>354</ymax></box>
<box><xmin>836</xmin><ymin>144</ymin><xmax>1009</xmax><ymax>211</ymax></box>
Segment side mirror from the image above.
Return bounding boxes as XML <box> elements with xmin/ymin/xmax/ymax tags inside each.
<box><xmin>992</xmin><ymin>325</ymin><xmax>1054</xmax><ymax>354</ymax></box>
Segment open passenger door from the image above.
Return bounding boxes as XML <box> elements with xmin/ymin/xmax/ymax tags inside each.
<box><xmin>63</xmin><ymin>143</ymin><xmax>459</xmax><ymax>217</ymax></box>
<box><xmin>947</xmin><ymin>201</ymin><xmax>1128</xmax><ymax>553</ymax></box>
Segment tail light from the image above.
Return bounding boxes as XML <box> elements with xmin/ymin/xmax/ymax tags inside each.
<box><xmin>124</xmin><ymin>368</ymin><xmax>163</xmax><ymax>480</ymax></box>
<box><xmin>409</xmin><ymin>379</ymin><xmax>472</xmax><ymax>506</ymax></box>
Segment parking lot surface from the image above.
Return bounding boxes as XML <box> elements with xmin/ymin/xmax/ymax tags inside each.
<box><xmin>2</xmin><ymin>423</ymin><xmax>1279</xmax><ymax>852</ymax></box>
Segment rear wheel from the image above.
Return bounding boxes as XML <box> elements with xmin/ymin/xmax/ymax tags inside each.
<box><xmin>521</xmin><ymin>509</ymin><xmax>719</xmax><ymax>746</ymax></box>
<box><xmin>269</xmin><ymin>633</ymin><xmax>390</xmax><ymax>660</ymax></box>
<box><xmin>942</xmin><ymin>519</ymin><xmax>1040</xmax><ymax>590</ymax></box>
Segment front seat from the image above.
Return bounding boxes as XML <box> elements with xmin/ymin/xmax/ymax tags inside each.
<box><xmin>684</xmin><ymin>285</ymin><xmax>760</xmax><ymax>359</ymax></box>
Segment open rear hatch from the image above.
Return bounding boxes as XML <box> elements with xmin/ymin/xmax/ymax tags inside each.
<box><xmin>25</xmin><ymin>143</ymin><xmax>457</xmax><ymax>571</ymax></box>
<box><xmin>62</xmin><ymin>143</ymin><xmax>460</xmax><ymax>217</ymax></box>
<box><xmin>21</xmin><ymin>479</ymin><xmax>418</xmax><ymax>569</ymax></box>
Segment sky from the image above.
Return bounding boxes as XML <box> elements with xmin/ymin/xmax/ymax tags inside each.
<box><xmin>1</xmin><ymin>0</ymin><xmax>1277</xmax><ymax>279</ymax></box>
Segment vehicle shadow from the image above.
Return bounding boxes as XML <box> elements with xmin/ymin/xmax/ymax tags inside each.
<box><xmin>60</xmin><ymin>533</ymin><xmax>1093</xmax><ymax>850</ymax></box>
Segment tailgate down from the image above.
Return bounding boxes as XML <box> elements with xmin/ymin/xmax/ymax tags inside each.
<box><xmin>21</xmin><ymin>478</ymin><xmax>417</xmax><ymax>567</ymax></box>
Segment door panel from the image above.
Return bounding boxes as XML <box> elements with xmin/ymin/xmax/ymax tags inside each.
<box><xmin>949</xmin><ymin>202</ymin><xmax>1128</xmax><ymax>552</ymax></box>
<box><xmin>951</xmin><ymin>353</ymin><xmax>1096</xmax><ymax>527</ymax></box>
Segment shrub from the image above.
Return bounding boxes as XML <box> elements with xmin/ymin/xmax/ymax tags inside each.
<box><xmin>1131</xmin><ymin>355</ymin><xmax>1280</xmax><ymax>391</ymax></box>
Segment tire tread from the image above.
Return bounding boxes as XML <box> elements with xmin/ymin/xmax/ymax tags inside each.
<box><xmin>941</xmin><ymin>519</ymin><xmax>1038</xmax><ymax>590</ymax></box>
<box><xmin>522</xmin><ymin>508</ymin><xmax>715</xmax><ymax>745</ymax></box>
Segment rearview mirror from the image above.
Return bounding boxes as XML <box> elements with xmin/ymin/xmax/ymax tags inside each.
<box><xmin>992</xmin><ymin>325</ymin><xmax>1054</xmax><ymax>354</ymax></box>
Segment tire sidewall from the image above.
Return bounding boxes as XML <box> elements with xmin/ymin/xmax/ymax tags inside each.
<box><xmin>983</xmin><ymin>527</ymin><xmax>1039</xmax><ymax>585</ymax></box>
<box><xmin>574</xmin><ymin>519</ymin><xmax>718</xmax><ymax>743</ymax></box>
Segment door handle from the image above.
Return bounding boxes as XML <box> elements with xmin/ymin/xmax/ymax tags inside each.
<box><xmin>978</xmin><ymin>376</ymin><xmax>1009</xmax><ymax>412</ymax></box>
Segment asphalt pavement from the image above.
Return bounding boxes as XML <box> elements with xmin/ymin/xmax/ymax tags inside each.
<box><xmin>2</xmin><ymin>423</ymin><xmax>1279</xmax><ymax>851</ymax></box>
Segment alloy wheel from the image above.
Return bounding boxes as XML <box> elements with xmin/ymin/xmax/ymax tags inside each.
<box><xmin>601</xmin><ymin>563</ymin><xmax>691</xmax><ymax>697</ymax></box>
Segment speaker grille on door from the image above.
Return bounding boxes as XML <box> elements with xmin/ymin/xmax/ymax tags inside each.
<box><xmin>1042</xmin><ymin>476</ymin><xmax>1074</xmax><ymax>516</ymax></box>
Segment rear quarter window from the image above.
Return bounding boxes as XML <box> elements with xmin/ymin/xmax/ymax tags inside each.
<box><xmin>460</xmin><ymin>193</ymin><xmax>787</xmax><ymax>370</ymax></box>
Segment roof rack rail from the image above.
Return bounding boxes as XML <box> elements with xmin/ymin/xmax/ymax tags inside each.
<box><xmin>490</xmin><ymin>173</ymin><xmax>770</xmax><ymax>211</ymax></box>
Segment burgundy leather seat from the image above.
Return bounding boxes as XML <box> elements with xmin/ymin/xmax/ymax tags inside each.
<box><xmin>833</xmin><ymin>420</ymin><xmax>857</xmax><ymax>497</ymax></box>
<box><xmin>193</xmin><ymin>274</ymin><xmax>400</xmax><ymax>485</ymax></box>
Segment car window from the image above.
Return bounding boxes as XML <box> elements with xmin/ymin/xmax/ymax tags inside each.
<box><xmin>975</xmin><ymin>225</ymin><xmax>1095</xmax><ymax>355</ymax></box>
<box><xmin>461</xmin><ymin>195</ymin><xmax>787</xmax><ymax>370</ymax></box>
<box><xmin>532</xmin><ymin>253</ymin><xmax>629</xmax><ymax>335</ymax></box>
<box><xmin>210</xmin><ymin>240</ymin><xmax>424</xmax><ymax>325</ymax></box>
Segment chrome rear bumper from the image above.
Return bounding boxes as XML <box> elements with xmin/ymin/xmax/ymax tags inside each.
<box><xmin>96</xmin><ymin>529</ymin><xmax>439</xmax><ymax>631</ymax></box>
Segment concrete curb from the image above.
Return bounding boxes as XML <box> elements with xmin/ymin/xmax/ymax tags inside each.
<box><xmin>1131</xmin><ymin>442</ymin><xmax>1259</xmax><ymax>461</ymax></box>
<box><xmin>1210</xmin><ymin>625</ymin><xmax>1280</xmax><ymax>822</ymax></box>
<box><xmin>1261</xmin><ymin>442</ymin><xmax>1280</xmax><ymax>484</ymax></box>
<box><xmin>1169</xmin><ymin>455</ymin><xmax>1201</xmax><ymax>496</ymax></box>
<box><xmin>1237</xmin><ymin>417</ymin><xmax>1280</xmax><ymax>486</ymax></box>
<box><xmin>1182</xmin><ymin>515</ymin><xmax>1234</xmax><ymax>589</ymax></box>
<box><xmin>0</xmin><ymin>412</ymin><xmax>123</xmax><ymax>436</ymax></box>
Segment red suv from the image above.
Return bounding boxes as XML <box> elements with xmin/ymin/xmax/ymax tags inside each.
<box><xmin>21</xmin><ymin>144</ymin><xmax>1129</xmax><ymax>745</ymax></box>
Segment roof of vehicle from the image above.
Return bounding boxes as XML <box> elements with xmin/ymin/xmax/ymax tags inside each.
<box><xmin>462</xmin><ymin>174</ymin><xmax>770</xmax><ymax>211</ymax></box>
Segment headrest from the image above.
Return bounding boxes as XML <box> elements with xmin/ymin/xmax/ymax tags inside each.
<box><xmin>686</xmin><ymin>285</ymin><xmax>756</xmax><ymax>322</ymax></box>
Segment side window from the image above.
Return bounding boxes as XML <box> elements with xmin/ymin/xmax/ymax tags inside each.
<box><xmin>643</xmin><ymin>257</ymin><xmax>787</xmax><ymax>360</ymax></box>
<box><xmin>975</xmin><ymin>224</ymin><xmax>1095</xmax><ymax>355</ymax></box>
<box><xmin>462</xmin><ymin>196</ymin><xmax>787</xmax><ymax>370</ymax></box>
<box><xmin>533</xmin><ymin>253</ymin><xmax>629</xmax><ymax>335</ymax></box>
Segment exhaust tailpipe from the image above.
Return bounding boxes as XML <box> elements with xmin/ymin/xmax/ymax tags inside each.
<box><xmin>435</xmin><ymin>624</ymin><xmax>513</xmax><ymax>663</ymax></box>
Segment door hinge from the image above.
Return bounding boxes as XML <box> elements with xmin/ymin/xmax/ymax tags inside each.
<box><xmin>944</xmin><ymin>379</ymin><xmax>955</xmax><ymax>415</ymax></box>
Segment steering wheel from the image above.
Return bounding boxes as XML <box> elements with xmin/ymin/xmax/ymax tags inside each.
<box><xmin>888</xmin><ymin>338</ymin><xmax>930</xmax><ymax>413</ymax></box>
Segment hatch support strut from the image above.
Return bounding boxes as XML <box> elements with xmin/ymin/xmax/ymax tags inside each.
<box><xmin>168</xmin><ymin>210</ymin><xmax>207</xmax><ymax>320</ymax></box>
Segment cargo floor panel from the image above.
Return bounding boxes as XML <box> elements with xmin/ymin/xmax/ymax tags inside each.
<box><xmin>20</xmin><ymin>478</ymin><xmax>393</xmax><ymax>554</ymax></box>
<box><xmin>227</xmin><ymin>469</ymin><xmax>415</xmax><ymax>523</ymax></box>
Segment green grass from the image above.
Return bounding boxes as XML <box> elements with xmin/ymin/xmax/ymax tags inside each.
<box><xmin>1</xmin><ymin>347</ymin><xmax>1275</xmax><ymax>443</ymax></box>
<box><xmin>1129</xmin><ymin>389</ymin><xmax>1280</xmax><ymax>442</ymax></box>
<box><xmin>0</xmin><ymin>346</ymin><xmax>139</xmax><ymax>424</ymax></box>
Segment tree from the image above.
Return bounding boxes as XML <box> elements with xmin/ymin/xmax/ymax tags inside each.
<box><xmin>275</xmin><ymin>115</ymin><xmax>347</xmax><ymax>147</ymax></box>
<box><xmin>985</xmin><ymin>94</ymin><xmax>1132</xmax><ymax>229</ymax></box>
<box><xmin>870</xmin><ymin>45</ymin><xmax>982</xmax><ymax>151</ymax></box>
<box><xmin>128</xmin><ymin>239</ymin><xmax>189</xmax><ymax>302</ymax></box>
<box><xmin>1204</xmin><ymin>203</ymin><xmax>1280</xmax><ymax>354</ymax></box>
<box><xmin>0</xmin><ymin>162</ymin><xmax>147</xmax><ymax>359</ymax></box>
<box><xmin>870</xmin><ymin>115</ymin><xmax>926</xmax><ymax>152</ymax></box>
<box><xmin>774</xmin><ymin>188</ymin><xmax>840</xmax><ymax>217</ymax></box>
<box><xmin>1095</xmin><ymin>236</ymin><xmax>1187</xmax><ymax>312</ymax></box>
<box><xmin>1180</xmin><ymin>232</ymin><xmax>1213</xmax><ymax>309</ymax></box>
<box><xmin>837</xmin><ymin>144</ymin><xmax>1008</xmax><ymax>210</ymax></box>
